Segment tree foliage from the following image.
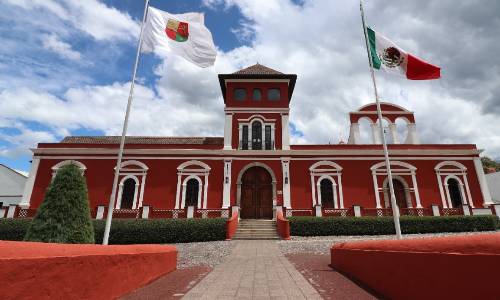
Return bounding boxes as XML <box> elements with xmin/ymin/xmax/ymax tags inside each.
<box><xmin>24</xmin><ymin>164</ymin><xmax>95</xmax><ymax>243</ymax></box>
<box><xmin>481</xmin><ymin>156</ymin><xmax>500</xmax><ymax>173</ymax></box>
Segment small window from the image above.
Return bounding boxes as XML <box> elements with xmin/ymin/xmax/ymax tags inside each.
<box><xmin>234</xmin><ymin>88</ymin><xmax>247</xmax><ymax>101</ymax></box>
<box><xmin>267</xmin><ymin>88</ymin><xmax>280</xmax><ymax>101</ymax></box>
<box><xmin>252</xmin><ymin>89</ymin><xmax>262</xmax><ymax>101</ymax></box>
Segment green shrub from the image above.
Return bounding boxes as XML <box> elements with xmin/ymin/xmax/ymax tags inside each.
<box><xmin>24</xmin><ymin>164</ymin><xmax>95</xmax><ymax>243</ymax></box>
<box><xmin>0</xmin><ymin>219</ymin><xmax>31</xmax><ymax>241</ymax></box>
<box><xmin>289</xmin><ymin>215</ymin><xmax>498</xmax><ymax>236</ymax></box>
<box><xmin>93</xmin><ymin>218</ymin><xmax>227</xmax><ymax>244</ymax></box>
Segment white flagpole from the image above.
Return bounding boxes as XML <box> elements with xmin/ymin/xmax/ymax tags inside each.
<box><xmin>359</xmin><ymin>0</ymin><xmax>402</xmax><ymax>239</ymax></box>
<box><xmin>103</xmin><ymin>0</ymin><xmax>150</xmax><ymax>245</ymax></box>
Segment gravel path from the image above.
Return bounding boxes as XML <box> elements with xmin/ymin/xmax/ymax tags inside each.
<box><xmin>175</xmin><ymin>240</ymin><xmax>235</xmax><ymax>269</ymax></box>
<box><xmin>278</xmin><ymin>231</ymin><xmax>499</xmax><ymax>255</ymax></box>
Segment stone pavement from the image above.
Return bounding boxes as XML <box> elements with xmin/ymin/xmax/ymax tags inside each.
<box><xmin>182</xmin><ymin>240</ymin><xmax>321</xmax><ymax>299</ymax></box>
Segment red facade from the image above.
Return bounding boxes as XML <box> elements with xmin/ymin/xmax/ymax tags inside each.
<box><xmin>19</xmin><ymin>64</ymin><xmax>494</xmax><ymax>219</ymax></box>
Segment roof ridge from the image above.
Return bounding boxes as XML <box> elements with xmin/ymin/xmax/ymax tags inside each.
<box><xmin>233</xmin><ymin>63</ymin><xmax>284</xmax><ymax>75</ymax></box>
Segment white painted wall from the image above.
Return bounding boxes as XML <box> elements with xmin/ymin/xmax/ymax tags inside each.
<box><xmin>0</xmin><ymin>164</ymin><xmax>27</xmax><ymax>206</ymax></box>
<box><xmin>485</xmin><ymin>171</ymin><xmax>500</xmax><ymax>204</ymax></box>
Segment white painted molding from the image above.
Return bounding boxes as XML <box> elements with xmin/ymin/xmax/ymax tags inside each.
<box><xmin>473</xmin><ymin>157</ymin><xmax>493</xmax><ymax>206</ymax></box>
<box><xmin>222</xmin><ymin>159</ymin><xmax>232</xmax><ymax>208</ymax></box>
<box><xmin>96</xmin><ymin>205</ymin><xmax>105</xmax><ymax>220</ymax></box>
<box><xmin>223</xmin><ymin>113</ymin><xmax>233</xmax><ymax>150</ymax></box>
<box><xmin>348</xmin><ymin>123</ymin><xmax>360</xmax><ymax>144</ymax></box>
<box><xmin>281</xmin><ymin>114</ymin><xmax>290</xmax><ymax>150</ymax></box>
<box><xmin>141</xmin><ymin>205</ymin><xmax>150</xmax><ymax>219</ymax></box>
<box><xmin>281</xmin><ymin>158</ymin><xmax>291</xmax><ymax>208</ymax></box>
<box><xmin>431</xmin><ymin>205</ymin><xmax>440</xmax><ymax>216</ymax></box>
<box><xmin>20</xmin><ymin>158</ymin><xmax>40</xmax><ymax>208</ymax></box>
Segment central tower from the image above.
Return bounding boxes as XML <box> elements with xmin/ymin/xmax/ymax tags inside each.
<box><xmin>218</xmin><ymin>63</ymin><xmax>297</xmax><ymax>151</ymax></box>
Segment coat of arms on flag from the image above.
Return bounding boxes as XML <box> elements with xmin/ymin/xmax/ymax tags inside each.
<box><xmin>165</xmin><ymin>19</ymin><xmax>189</xmax><ymax>42</ymax></box>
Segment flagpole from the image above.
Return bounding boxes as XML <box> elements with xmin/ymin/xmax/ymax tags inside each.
<box><xmin>103</xmin><ymin>0</ymin><xmax>150</xmax><ymax>245</ymax></box>
<box><xmin>359</xmin><ymin>0</ymin><xmax>402</xmax><ymax>239</ymax></box>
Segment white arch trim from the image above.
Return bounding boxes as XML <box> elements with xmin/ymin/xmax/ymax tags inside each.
<box><xmin>309</xmin><ymin>160</ymin><xmax>343</xmax><ymax>171</ymax></box>
<box><xmin>177</xmin><ymin>160</ymin><xmax>211</xmax><ymax>171</ymax></box>
<box><xmin>52</xmin><ymin>160</ymin><xmax>87</xmax><ymax>171</ymax></box>
<box><xmin>371</xmin><ymin>161</ymin><xmax>417</xmax><ymax>171</ymax></box>
<box><xmin>181</xmin><ymin>175</ymin><xmax>203</xmax><ymax>209</ymax></box>
<box><xmin>236</xmin><ymin>162</ymin><xmax>277</xmax><ymax>208</ymax></box>
<box><xmin>116</xmin><ymin>175</ymin><xmax>140</xmax><ymax>209</ymax></box>
<box><xmin>382</xmin><ymin>175</ymin><xmax>413</xmax><ymax>208</ymax></box>
<box><xmin>435</xmin><ymin>161</ymin><xmax>467</xmax><ymax>171</ymax></box>
<box><xmin>237</xmin><ymin>114</ymin><xmax>276</xmax><ymax>122</ymax></box>
<box><xmin>356</xmin><ymin>102</ymin><xmax>410</xmax><ymax>112</ymax></box>
<box><xmin>316</xmin><ymin>175</ymin><xmax>338</xmax><ymax>209</ymax></box>
<box><xmin>444</xmin><ymin>175</ymin><xmax>468</xmax><ymax>208</ymax></box>
<box><xmin>120</xmin><ymin>160</ymin><xmax>148</xmax><ymax>170</ymax></box>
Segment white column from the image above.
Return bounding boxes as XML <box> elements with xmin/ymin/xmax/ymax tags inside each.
<box><xmin>96</xmin><ymin>205</ymin><xmax>105</xmax><ymax>219</ymax></box>
<box><xmin>115</xmin><ymin>183</ymin><xmax>124</xmax><ymax>209</ymax></box>
<box><xmin>337</xmin><ymin>174</ymin><xmax>344</xmax><ymax>209</ymax></box>
<box><xmin>411</xmin><ymin>171</ymin><xmax>422</xmax><ymax>208</ymax></box>
<box><xmin>203</xmin><ymin>174</ymin><xmax>209</xmax><ymax>209</ymax></box>
<box><xmin>261</xmin><ymin>123</ymin><xmax>265</xmax><ymax>150</ymax></box>
<box><xmin>444</xmin><ymin>183</ymin><xmax>453</xmax><ymax>208</ymax></box>
<box><xmin>222</xmin><ymin>159</ymin><xmax>232</xmax><ymax>208</ymax></box>
<box><xmin>132</xmin><ymin>183</ymin><xmax>139</xmax><ymax>208</ymax></box>
<box><xmin>197</xmin><ymin>181</ymin><xmax>203</xmax><ymax>208</ymax></box>
<box><xmin>371</xmin><ymin>123</ymin><xmax>381</xmax><ymax>144</ymax></box>
<box><xmin>436</xmin><ymin>172</ymin><xmax>447</xmax><ymax>208</ymax></box>
<box><xmin>181</xmin><ymin>183</ymin><xmax>187</xmax><ymax>209</ymax></box>
<box><xmin>238</xmin><ymin>124</ymin><xmax>243</xmax><ymax>149</ymax></box>
<box><xmin>332</xmin><ymin>183</ymin><xmax>338</xmax><ymax>209</ymax></box>
<box><xmin>405</xmin><ymin>123</ymin><xmax>420</xmax><ymax>144</ymax></box>
<box><xmin>310</xmin><ymin>174</ymin><xmax>316</xmax><ymax>206</ymax></box>
<box><xmin>248</xmin><ymin>124</ymin><xmax>252</xmax><ymax>150</ymax></box>
<box><xmin>473</xmin><ymin>157</ymin><xmax>493</xmax><ymax>206</ymax></box>
<box><xmin>175</xmin><ymin>174</ymin><xmax>182</xmax><ymax>209</ymax></box>
<box><xmin>282</xmin><ymin>114</ymin><xmax>290</xmax><ymax>150</ymax></box>
<box><xmin>223</xmin><ymin>113</ymin><xmax>233</xmax><ymax>150</ymax></box>
<box><xmin>348</xmin><ymin>123</ymin><xmax>360</xmax><ymax>144</ymax></box>
<box><xmin>463</xmin><ymin>174</ymin><xmax>474</xmax><ymax>208</ymax></box>
<box><xmin>281</xmin><ymin>158</ymin><xmax>291</xmax><ymax>208</ymax></box>
<box><xmin>316</xmin><ymin>182</ymin><xmax>322</xmax><ymax>205</ymax></box>
<box><xmin>20</xmin><ymin>157</ymin><xmax>40</xmax><ymax>208</ymax></box>
<box><xmin>271</xmin><ymin>124</ymin><xmax>276</xmax><ymax>149</ymax></box>
<box><xmin>141</xmin><ymin>205</ymin><xmax>150</xmax><ymax>219</ymax></box>
<box><xmin>138</xmin><ymin>174</ymin><xmax>146</xmax><ymax>208</ymax></box>
<box><xmin>372</xmin><ymin>172</ymin><xmax>381</xmax><ymax>208</ymax></box>
<box><xmin>389</xmin><ymin>123</ymin><xmax>399</xmax><ymax>144</ymax></box>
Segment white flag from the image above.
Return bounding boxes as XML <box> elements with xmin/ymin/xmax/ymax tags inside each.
<box><xmin>142</xmin><ymin>6</ymin><xmax>217</xmax><ymax>68</ymax></box>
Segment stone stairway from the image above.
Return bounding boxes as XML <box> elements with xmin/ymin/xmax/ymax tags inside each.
<box><xmin>233</xmin><ymin>219</ymin><xmax>280</xmax><ymax>240</ymax></box>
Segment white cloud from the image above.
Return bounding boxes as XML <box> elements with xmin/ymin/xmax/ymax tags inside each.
<box><xmin>42</xmin><ymin>34</ymin><xmax>81</xmax><ymax>61</ymax></box>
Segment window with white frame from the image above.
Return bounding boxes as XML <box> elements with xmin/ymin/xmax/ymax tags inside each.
<box><xmin>309</xmin><ymin>161</ymin><xmax>344</xmax><ymax>209</ymax></box>
<box><xmin>238</xmin><ymin>116</ymin><xmax>275</xmax><ymax>150</ymax></box>
<box><xmin>51</xmin><ymin>160</ymin><xmax>86</xmax><ymax>179</ymax></box>
<box><xmin>115</xmin><ymin>160</ymin><xmax>148</xmax><ymax>209</ymax></box>
<box><xmin>176</xmin><ymin>160</ymin><xmax>211</xmax><ymax>209</ymax></box>
<box><xmin>435</xmin><ymin>161</ymin><xmax>473</xmax><ymax>208</ymax></box>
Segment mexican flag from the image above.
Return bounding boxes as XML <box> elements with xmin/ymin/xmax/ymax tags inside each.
<box><xmin>367</xmin><ymin>27</ymin><xmax>440</xmax><ymax>80</ymax></box>
<box><xmin>142</xmin><ymin>6</ymin><xmax>217</xmax><ymax>68</ymax></box>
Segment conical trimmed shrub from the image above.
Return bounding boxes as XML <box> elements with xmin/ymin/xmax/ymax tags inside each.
<box><xmin>24</xmin><ymin>164</ymin><xmax>95</xmax><ymax>243</ymax></box>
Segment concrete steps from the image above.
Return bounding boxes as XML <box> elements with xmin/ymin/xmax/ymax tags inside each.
<box><xmin>233</xmin><ymin>219</ymin><xmax>279</xmax><ymax>240</ymax></box>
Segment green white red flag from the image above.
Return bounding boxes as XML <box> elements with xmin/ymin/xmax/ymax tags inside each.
<box><xmin>367</xmin><ymin>27</ymin><xmax>440</xmax><ymax>80</ymax></box>
<box><xmin>142</xmin><ymin>6</ymin><xmax>217</xmax><ymax>68</ymax></box>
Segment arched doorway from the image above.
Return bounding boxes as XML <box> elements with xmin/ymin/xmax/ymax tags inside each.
<box><xmin>185</xmin><ymin>178</ymin><xmax>199</xmax><ymax>207</ymax></box>
<box><xmin>320</xmin><ymin>178</ymin><xmax>334</xmax><ymax>208</ymax></box>
<box><xmin>447</xmin><ymin>178</ymin><xmax>463</xmax><ymax>208</ymax></box>
<box><xmin>386</xmin><ymin>179</ymin><xmax>408</xmax><ymax>209</ymax></box>
<box><xmin>121</xmin><ymin>178</ymin><xmax>136</xmax><ymax>209</ymax></box>
<box><xmin>240</xmin><ymin>166</ymin><xmax>273</xmax><ymax>219</ymax></box>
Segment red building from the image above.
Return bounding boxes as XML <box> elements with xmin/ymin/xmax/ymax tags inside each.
<box><xmin>18</xmin><ymin>64</ymin><xmax>494</xmax><ymax>219</ymax></box>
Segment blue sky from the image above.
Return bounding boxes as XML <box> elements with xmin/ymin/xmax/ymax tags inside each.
<box><xmin>1</xmin><ymin>0</ymin><xmax>500</xmax><ymax>173</ymax></box>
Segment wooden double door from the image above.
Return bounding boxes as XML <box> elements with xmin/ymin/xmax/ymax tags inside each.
<box><xmin>240</xmin><ymin>167</ymin><xmax>273</xmax><ymax>219</ymax></box>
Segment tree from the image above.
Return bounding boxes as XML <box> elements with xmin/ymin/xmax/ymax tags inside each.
<box><xmin>24</xmin><ymin>164</ymin><xmax>95</xmax><ymax>243</ymax></box>
<box><xmin>481</xmin><ymin>156</ymin><xmax>500</xmax><ymax>173</ymax></box>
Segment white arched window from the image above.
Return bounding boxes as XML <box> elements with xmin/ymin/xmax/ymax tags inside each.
<box><xmin>114</xmin><ymin>160</ymin><xmax>148</xmax><ymax>209</ymax></box>
<box><xmin>238</xmin><ymin>115</ymin><xmax>276</xmax><ymax>150</ymax></box>
<box><xmin>435</xmin><ymin>161</ymin><xmax>472</xmax><ymax>208</ymax></box>
<box><xmin>51</xmin><ymin>160</ymin><xmax>87</xmax><ymax>179</ymax></box>
<box><xmin>176</xmin><ymin>160</ymin><xmax>210</xmax><ymax>209</ymax></box>
<box><xmin>309</xmin><ymin>161</ymin><xmax>344</xmax><ymax>208</ymax></box>
<box><xmin>371</xmin><ymin>161</ymin><xmax>421</xmax><ymax>208</ymax></box>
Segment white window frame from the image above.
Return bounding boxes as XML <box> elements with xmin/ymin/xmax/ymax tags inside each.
<box><xmin>309</xmin><ymin>161</ymin><xmax>344</xmax><ymax>209</ymax></box>
<box><xmin>114</xmin><ymin>160</ymin><xmax>148</xmax><ymax>209</ymax></box>
<box><xmin>435</xmin><ymin>161</ymin><xmax>473</xmax><ymax>208</ymax></box>
<box><xmin>238</xmin><ymin>115</ymin><xmax>276</xmax><ymax>150</ymax></box>
<box><xmin>176</xmin><ymin>160</ymin><xmax>211</xmax><ymax>209</ymax></box>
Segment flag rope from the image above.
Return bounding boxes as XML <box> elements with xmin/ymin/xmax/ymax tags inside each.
<box><xmin>360</xmin><ymin>0</ymin><xmax>402</xmax><ymax>239</ymax></box>
<box><xmin>103</xmin><ymin>0</ymin><xmax>151</xmax><ymax>245</ymax></box>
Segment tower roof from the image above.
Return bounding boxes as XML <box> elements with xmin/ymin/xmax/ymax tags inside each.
<box><xmin>218</xmin><ymin>63</ymin><xmax>297</xmax><ymax>103</ymax></box>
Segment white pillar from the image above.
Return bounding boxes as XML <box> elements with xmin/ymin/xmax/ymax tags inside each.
<box><xmin>20</xmin><ymin>158</ymin><xmax>40</xmax><ymax>208</ymax></box>
<box><xmin>282</xmin><ymin>114</ymin><xmax>290</xmax><ymax>150</ymax></box>
<box><xmin>348</xmin><ymin>123</ymin><xmax>361</xmax><ymax>144</ymax></box>
<box><xmin>389</xmin><ymin>123</ymin><xmax>399</xmax><ymax>144</ymax></box>
<box><xmin>315</xmin><ymin>205</ymin><xmax>322</xmax><ymax>217</ymax></box>
<box><xmin>436</xmin><ymin>172</ymin><xmax>447</xmax><ymax>208</ymax></box>
<box><xmin>222</xmin><ymin>159</ymin><xmax>232</xmax><ymax>209</ymax></box>
<box><xmin>96</xmin><ymin>205</ymin><xmax>105</xmax><ymax>219</ymax></box>
<box><xmin>181</xmin><ymin>183</ymin><xmax>187</xmax><ymax>209</ymax></box>
<box><xmin>353</xmin><ymin>205</ymin><xmax>361</xmax><ymax>217</ymax></box>
<box><xmin>281</xmin><ymin>158</ymin><xmax>291</xmax><ymax>208</ymax></box>
<box><xmin>138</xmin><ymin>174</ymin><xmax>146</xmax><ymax>208</ymax></box>
<box><xmin>411</xmin><ymin>171</ymin><xmax>422</xmax><ymax>208</ymax></box>
<box><xmin>203</xmin><ymin>174</ymin><xmax>209</xmax><ymax>209</ymax></box>
<box><xmin>223</xmin><ymin>113</ymin><xmax>233</xmax><ymax>150</ymax></box>
<box><xmin>332</xmin><ymin>183</ymin><xmax>338</xmax><ymax>209</ymax></box>
<box><xmin>271</xmin><ymin>124</ymin><xmax>276</xmax><ymax>149</ymax></box>
<box><xmin>372</xmin><ymin>172</ymin><xmax>382</xmax><ymax>208</ymax></box>
<box><xmin>141</xmin><ymin>205</ymin><xmax>150</xmax><ymax>219</ymax></box>
<box><xmin>316</xmin><ymin>182</ymin><xmax>322</xmax><ymax>205</ymax></box>
<box><xmin>463</xmin><ymin>174</ymin><xmax>474</xmax><ymax>208</ymax></box>
<box><xmin>337</xmin><ymin>174</ymin><xmax>344</xmax><ymax>209</ymax></box>
<box><xmin>132</xmin><ymin>183</ymin><xmax>139</xmax><ymax>208</ymax></box>
<box><xmin>175</xmin><ymin>173</ymin><xmax>182</xmax><ymax>209</ymax></box>
<box><xmin>238</xmin><ymin>124</ymin><xmax>243</xmax><ymax>149</ymax></box>
<box><xmin>310</xmin><ymin>174</ymin><xmax>316</xmax><ymax>206</ymax></box>
<box><xmin>431</xmin><ymin>205</ymin><xmax>440</xmax><ymax>216</ymax></box>
<box><xmin>261</xmin><ymin>123</ymin><xmax>265</xmax><ymax>150</ymax></box>
<box><xmin>444</xmin><ymin>183</ymin><xmax>453</xmax><ymax>208</ymax></box>
<box><xmin>473</xmin><ymin>157</ymin><xmax>493</xmax><ymax>206</ymax></box>
<box><xmin>187</xmin><ymin>206</ymin><xmax>194</xmax><ymax>218</ymax></box>
<box><xmin>371</xmin><ymin>123</ymin><xmax>381</xmax><ymax>144</ymax></box>
<box><xmin>6</xmin><ymin>205</ymin><xmax>16</xmax><ymax>218</ymax></box>
<box><xmin>405</xmin><ymin>123</ymin><xmax>420</xmax><ymax>144</ymax></box>
<box><xmin>115</xmin><ymin>183</ymin><xmax>124</xmax><ymax>209</ymax></box>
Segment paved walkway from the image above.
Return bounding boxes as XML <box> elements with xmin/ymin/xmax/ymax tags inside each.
<box><xmin>183</xmin><ymin>240</ymin><xmax>321</xmax><ymax>299</ymax></box>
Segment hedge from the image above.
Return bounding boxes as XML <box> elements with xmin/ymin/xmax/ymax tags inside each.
<box><xmin>289</xmin><ymin>215</ymin><xmax>499</xmax><ymax>236</ymax></box>
<box><xmin>0</xmin><ymin>218</ymin><xmax>226</xmax><ymax>244</ymax></box>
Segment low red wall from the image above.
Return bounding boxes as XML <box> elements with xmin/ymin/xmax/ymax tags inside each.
<box><xmin>226</xmin><ymin>209</ymin><xmax>239</xmax><ymax>240</ymax></box>
<box><xmin>276</xmin><ymin>210</ymin><xmax>290</xmax><ymax>240</ymax></box>
<box><xmin>0</xmin><ymin>241</ymin><xmax>177</xmax><ymax>300</ymax></box>
<box><xmin>331</xmin><ymin>233</ymin><xmax>500</xmax><ymax>300</ymax></box>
